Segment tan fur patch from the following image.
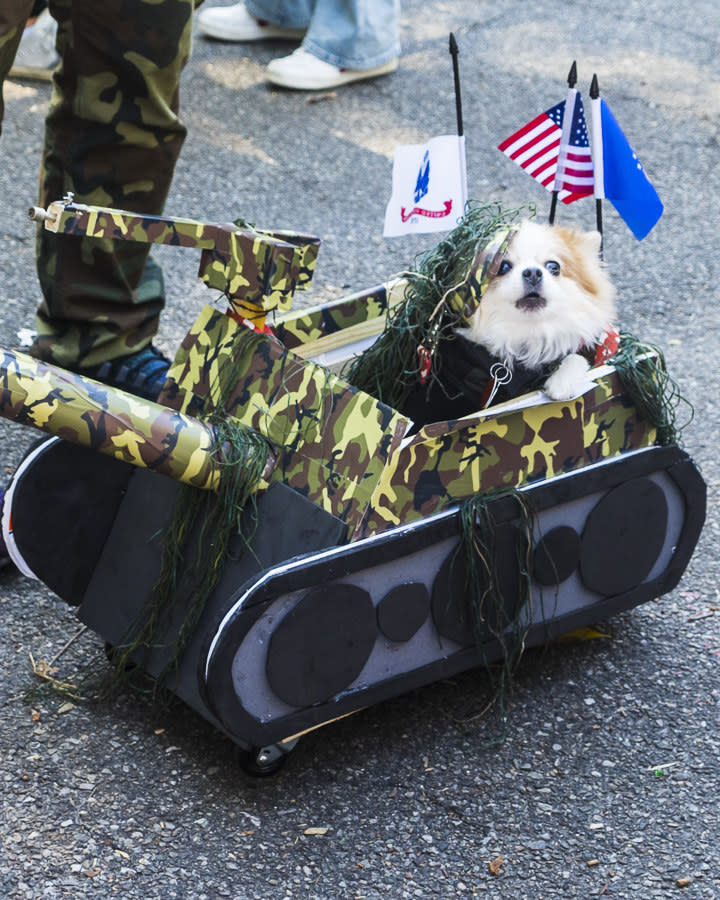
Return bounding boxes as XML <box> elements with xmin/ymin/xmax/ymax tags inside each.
<box><xmin>552</xmin><ymin>226</ymin><xmax>608</xmax><ymax>298</ymax></box>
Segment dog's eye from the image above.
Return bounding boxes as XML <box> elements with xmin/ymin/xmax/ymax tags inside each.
<box><xmin>545</xmin><ymin>260</ymin><xmax>561</xmax><ymax>276</ymax></box>
<box><xmin>498</xmin><ymin>260</ymin><xmax>513</xmax><ymax>276</ymax></box>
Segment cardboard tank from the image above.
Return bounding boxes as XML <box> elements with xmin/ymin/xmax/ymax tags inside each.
<box><xmin>0</xmin><ymin>198</ymin><xmax>706</xmax><ymax>774</ymax></box>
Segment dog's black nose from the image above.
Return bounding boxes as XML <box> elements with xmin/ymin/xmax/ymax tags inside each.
<box><xmin>522</xmin><ymin>267</ymin><xmax>543</xmax><ymax>286</ymax></box>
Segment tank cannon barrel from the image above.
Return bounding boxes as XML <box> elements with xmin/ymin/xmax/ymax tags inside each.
<box><xmin>0</xmin><ymin>347</ymin><xmax>222</xmax><ymax>491</ymax></box>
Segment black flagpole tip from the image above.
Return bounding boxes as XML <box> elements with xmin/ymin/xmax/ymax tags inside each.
<box><xmin>449</xmin><ymin>33</ymin><xmax>463</xmax><ymax>136</ymax></box>
<box><xmin>590</xmin><ymin>73</ymin><xmax>599</xmax><ymax>99</ymax></box>
<box><xmin>567</xmin><ymin>60</ymin><xmax>577</xmax><ymax>87</ymax></box>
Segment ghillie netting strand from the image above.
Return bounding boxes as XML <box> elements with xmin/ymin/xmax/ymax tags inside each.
<box><xmin>612</xmin><ymin>333</ymin><xmax>693</xmax><ymax>446</ymax></box>
<box><xmin>344</xmin><ymin>201</ymin><xmax>530</xmax><ymax>411</ymax></box>
<box><xmin>453</xmin><ymin>486</ymin><xmax>537</xmax><ymax>739</ymax></box>
<box><xmin>106</xmin><ymin>342</ymin><xmax>271</xmax><ymax>696</ymax></box>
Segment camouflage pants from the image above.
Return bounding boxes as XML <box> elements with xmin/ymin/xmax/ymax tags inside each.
<box><xmin>0</xmin><ymin>0</ymin><xmax>194</xmax><ymax>368</ymax></box>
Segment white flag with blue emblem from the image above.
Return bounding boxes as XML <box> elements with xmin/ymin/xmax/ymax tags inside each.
<box><xmin>383</xmin><ymin>134</ymin><xmax>467</xmax><ymax>237</ymax></box>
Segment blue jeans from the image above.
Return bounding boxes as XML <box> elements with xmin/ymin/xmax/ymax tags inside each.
<box><xmin>245</xmin><ymin>0</ymin><xmax>400</xmax><ymax>69</ymax></box>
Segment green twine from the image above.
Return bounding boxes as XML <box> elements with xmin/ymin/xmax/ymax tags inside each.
<box><xmin>106</xmin><ymin>337</ymin><xmax>271</xmax><ymax>695</ymax></box>
<box><xmin>455</xmin><ymin>487</ymin><xmax>536</xmax><ymax>732</ymax></box>
<box><xmin>612</xmin><ymin>333</ymin><xmax>693</xmax><ymax>446</ymax></box>
<box><xmin>344</xmin><ymin>201</ymin><xmax>530</xmax><ymax>411</ymax></box>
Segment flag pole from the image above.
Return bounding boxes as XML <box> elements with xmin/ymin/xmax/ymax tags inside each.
<box><xmin>448</xmin><ymin>33</ymin><xmax>464</xmax><ymax>137</ymax></box>
<box><xmin>448</xmin><ymin>32</ymin><xmax>468</xmax><ymax>215</ymax></box>
<box><xmin>549</xmin><ymin>60</ymin><xmax>577</xmax><ymax>224</ymax></box>
<box><xmin>589</xmin><ymin>73</ymin><xmax>604</xmax><ymax>257</ymax></box>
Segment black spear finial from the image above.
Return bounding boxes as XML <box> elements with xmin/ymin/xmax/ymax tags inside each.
<box><xmin>590</xmin><ymin>72</ymin><xmax>599</xmax><ymax>99</ymax></box>
<box><xmin>449</xmin><ymin>33</ymin><xmax>464</xmax><ymax>136</ymax></box>
<box><xmin>568</xmin><ymin>60</ymin><xmax>578</xmax><ymax>88</ymax></box>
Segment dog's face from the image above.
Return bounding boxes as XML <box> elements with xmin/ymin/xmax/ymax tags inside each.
<box><xmin>464</xmin><ymin>221</ymin><xmax>617</xmax><ymax>369</ymax></box>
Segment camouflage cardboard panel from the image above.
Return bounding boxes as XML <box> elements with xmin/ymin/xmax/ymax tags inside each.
<box><xmin>47</xmin><ymin>202</ymin><xmax>319</xmax><ymax>315</ymax></box>
<box><xmin>251</xmin><ymin>227</ymin><xmax>321</xmax><ymax>291</ymax></box>
<box><xmin>199</xmin><ymin>231</ymin><xmax>303</xmax><ymax>314</ymax></box>
<box><xmin>361</xmin><ymin>371</ymin><xmax>656</xmax><ymax>535</ymax></box>
<box><xmin>0</xmin><ymin>348</ymin><xmax>220</xmax><ymax>490</ymax></box>
<box><xmin>274</xmin><ymin>280</ymin><xmax>403</xmax><ymax>351</ymax></box>
<box><xmin>162</xmin><ymin>306</ymin><xmax>409</xmax><ymax>532</ymax></box>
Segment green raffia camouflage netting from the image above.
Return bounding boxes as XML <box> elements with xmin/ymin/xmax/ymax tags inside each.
<box><xmin>107</xmin><ymin>341</ymin><xmax>271</xmax><ymax>695</ymax></box>
<box><xmin>458</xmin><ymin>486</ymin><xmax>534</xmax><ymax>653</ymax></box>
<box><xmin>455</xmin><ymin>487</ymin><xmax>536</xmax><ymax>729</ymax></box>
<box><xmin>344</xmin><ymin>201</ymin><xmax>530</xmax><ymax>411</ymax></box>
<box><xmin>613</xmin><ymin>333</ymin><xmax>692</xmax><ymax>446</ymax></box>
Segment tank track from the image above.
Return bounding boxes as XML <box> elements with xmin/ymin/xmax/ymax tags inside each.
<box><xmin>201</xmin><ymin>444</ymin><xmax>705</xmax><ymax>747</ymax></box>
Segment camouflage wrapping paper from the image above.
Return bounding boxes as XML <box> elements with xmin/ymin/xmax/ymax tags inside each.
<box><xmin>246</xmin><ymin>226</ymin><xmax>321</xmax><ymax>293</ymax></box>
<box><xmin>0</xmin><ymin>348</ymin><xmax>220</xmax><ymax>490</ymax></box>
<box><xmin>198</xmin><ymin>228</ymin><xmax>314</xmax><ymax>317</ymax></box>
<box><xmin>360</xmin><ymin>370</ymin><xmax>657</xmax><ymax>536</ymax></box>
<box><xmin>161</xmin><ymin>306</ymin><xmax>409</xmax><ymax>535</ymax></box>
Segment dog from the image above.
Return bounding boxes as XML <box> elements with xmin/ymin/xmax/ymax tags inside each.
<box><xmin>403</xmin><ymin>220</ymin><xmax>618</xmax><ymax>428</ymax></box>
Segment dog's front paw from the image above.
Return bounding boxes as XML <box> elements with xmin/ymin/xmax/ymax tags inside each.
<box><xmin>544</xmin><ymin>353</ymin><xmax>593</xmax><ymax>401</ymax></box>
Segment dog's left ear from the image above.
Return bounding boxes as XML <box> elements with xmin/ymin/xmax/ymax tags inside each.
<box><xmin>581</xmin><ymin>230</ymin><xmax>603</xmax><ymax>258</ymax></box>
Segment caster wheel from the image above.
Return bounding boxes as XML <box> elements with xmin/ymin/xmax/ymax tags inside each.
<box><xmin>237</xmin><ymin>739</ymin><xmax>298</xmax><ymax>777</ymax></box>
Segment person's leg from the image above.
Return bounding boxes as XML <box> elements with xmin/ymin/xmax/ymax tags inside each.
<box><xmin>0</xmin><ymin>1</ymin><xmax>36</xmax><ymax>125</ymax></box>
<box><xmin>265</xmin><ymin>0</ymin><xmax>400</xmax><ymax>90</ymax></box>
<box><xmin>244</xmin><ymin>0</ymin><xmax>313</xmax><ymax>29</ymax></box>
<box><xmin>32</xmin><ymin>0</ymin><xmax>194</xmax><ymax>373</ymax></box>
<box><xmin>195</xmin><ymin>0</ymin><xmax>307</xmax><ymax>42</ymax></box>
<box><xmin>8</xmin><ymin>3</ymin><xmax>58</xmax><ymax>82</ymax></box>
<box><xmin>301</xmin><ymin>0</ymin><xmax>399</xmax><ymax>70</ymax></box>
<box><xmin>0</xmin><ymin>2</ymin><xmax>42</xmax><ymax>567</ymax></box>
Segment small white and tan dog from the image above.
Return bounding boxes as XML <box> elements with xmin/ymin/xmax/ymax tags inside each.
<box><xmin>463</xmin><ymin>220</ymin><xmax>617</xmax><ymax>401</ymax></box>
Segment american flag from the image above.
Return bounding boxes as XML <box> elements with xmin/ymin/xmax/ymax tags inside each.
<box><xmin>555</xmin><ymin>91</ymin><xmax>594</xmax><ymax>198</ymax></box>
<box><xmin>498</xmin><ymin>95</ymin><xmax>593</xmax><ymax>204</ymax></box>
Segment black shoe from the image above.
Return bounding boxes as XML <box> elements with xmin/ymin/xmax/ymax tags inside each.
<box><xmin>78</xmin><ymin>345</ymin><xmax>171</xmax><ymax>401</ymax></box>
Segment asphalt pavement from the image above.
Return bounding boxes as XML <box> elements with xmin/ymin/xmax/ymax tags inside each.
<box><xmin>1</xmin><ymin>0</ymin><xmax>719</xmax><ymax>897</ymax></box>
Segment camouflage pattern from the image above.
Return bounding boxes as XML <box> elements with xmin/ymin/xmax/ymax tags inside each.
<box><xmin>446</xmin><ymin>226</ymin><xmax>517</xmax><ymax>324</ymax></box>
<box><xmin>0</xmin><ymin>346</ymin><xmax>225</xmax><ymax>491</ymax></box>
<box><xmin>245</xmin><ymin>225</ymin><xmax>320</xmax><ymax>293</ymax></box>
<box><xmin>274</xmin><ymin>278</ymin><xmax>405</xmax><ymax>356</ymax></box>
<box><xmin>0</xmin><ymin>284</ymin><xmax>657</xmax><ymax>541</ymax></box>
<box><xmin>0</xmin><ymin>0</ymin><xmax>195</xmax><ymax>370</ymax></box>
<box><xmin>160</xmin><ymin>306</ymin><xmax>409</xmax><ymax>536</ymax></box>
<box><xmin>360</xmin><ymin>369</ymin><xmax>656</xmax><ymax>536</ymax></box>
<box><xmin>35</xmin><ymin>200</ymin><xmax>321</xmax><ymax>325</ymax></box>
<box><xmin>0</xmin><ymin>198</ymin><xmax>661</xmax><ymax>549</ymax></box>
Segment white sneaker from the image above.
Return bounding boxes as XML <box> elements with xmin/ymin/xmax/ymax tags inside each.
<box><xmin>266</xmin><ymin>47</ymin><xmax>398</xmax><ymax>91</ymax></box>
<box><xmin>9</xmin><ymin>9</ymin><xmax>59</xmax><ymax>82</ymax></box>
<box><xmin>196</xmin><ymin>3</ymin><xmax>305</xmax><ymax>42</ymax></box>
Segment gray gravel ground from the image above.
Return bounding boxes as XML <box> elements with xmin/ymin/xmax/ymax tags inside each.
<box><xmin>1</xmin><ymin>0</ymin><xmax>719</xmax><ymax>897</ymax></box>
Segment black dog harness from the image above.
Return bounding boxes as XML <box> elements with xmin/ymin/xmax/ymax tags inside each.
<box><xmin>404</xmin><ymin>327</ymin><xmax>620</xmax><ymax>429</ymax></box>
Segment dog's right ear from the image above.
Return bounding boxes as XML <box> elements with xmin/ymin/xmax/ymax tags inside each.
<box><xmin>581</xmin><ymin>230</ymin><xmax>603</xmax><ymax>258</ymax></box>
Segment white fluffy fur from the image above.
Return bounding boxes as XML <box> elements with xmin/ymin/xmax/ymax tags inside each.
<box><xmin>462</xmin><ymin>221</ymin><xmax>617</xmax><ymax>400</ymax></box>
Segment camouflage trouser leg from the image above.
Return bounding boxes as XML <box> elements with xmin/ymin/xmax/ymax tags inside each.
<box><xmin>0</xmin><ymin>2</ymin><xmax>34</xmax><ymax>125</ymax></box>
<box><xmin>30</xmin><ymin>0</ymin><xmax>194</xmax><ymax>369</ymax></box>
